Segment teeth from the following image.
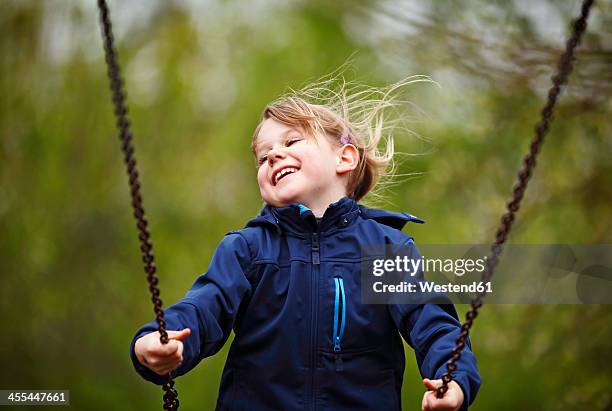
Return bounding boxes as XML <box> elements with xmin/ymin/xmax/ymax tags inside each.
<box><xmin>274</xmin><ymin>167</ymin><xmax>298</xmax><ymax>184</ymax></box>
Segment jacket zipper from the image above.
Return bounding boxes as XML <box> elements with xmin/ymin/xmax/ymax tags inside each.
<box><xmin>309</xmin><ymin>231</ymin><xmax>320</xmax><ymax>411</ymax></box>
<box><xmin>332</xmin><ymin>274</ymin><xmax>346</xmax><ymax>372</ymax></box>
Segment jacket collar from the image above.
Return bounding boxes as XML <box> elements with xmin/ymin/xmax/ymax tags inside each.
<box><xmin>246</xmin><ymin>196</ymin><xmax>424</xmax><ymax>234</ymax></box>
<box><xmin>246</xmin><ymin>196</ymin><xmax>357</xmax><ymax>234</ymax></box>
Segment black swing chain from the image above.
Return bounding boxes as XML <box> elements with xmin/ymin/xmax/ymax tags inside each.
<box><xmin>97</xmin><ymin>1</ymin><xmax>179</xmax><ymax>410</ymax></box>
<box><xmin>436</xmin><ymin>0</ymin><xmax>595</xmax><ymax>399</ymax></box>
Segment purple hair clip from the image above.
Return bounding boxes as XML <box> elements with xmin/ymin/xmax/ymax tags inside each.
<box><xmin>340</xmin><ymin>127</ymin><xmax>351</xmax><ymax>145</ymax></box>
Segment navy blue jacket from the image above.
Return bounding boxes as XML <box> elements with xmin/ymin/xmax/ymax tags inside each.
<box><xmin>130</xmin><ymin>197</ymin><xmax>481</xmax><ymax>410</ymax></box>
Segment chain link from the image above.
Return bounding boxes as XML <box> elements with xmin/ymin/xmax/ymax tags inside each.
<box><xmin>97</xmin><ymin>1</ymin><xmax>179</xmax><ymax>409</ymax></box>
<box><xmin>436</xmin><ymin>0</ymin><xmax>594</xmax><ymax>399</ymax></box>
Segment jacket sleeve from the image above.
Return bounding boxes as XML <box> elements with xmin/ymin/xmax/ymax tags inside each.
<box><xmin>387</xmin><ymin>239</ymin><xmax>481</xmax><ymax>410</ymax></box>
<box><xmin>129</xmin><ymin>232</ymin><xmax>253</xmax><ymax>385</ymax></box>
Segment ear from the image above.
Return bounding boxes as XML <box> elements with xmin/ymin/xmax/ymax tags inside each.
<box><xmin>336</xmin><ymin>144</ymin><xmax>359</xmax><ymax>175</ymax></box>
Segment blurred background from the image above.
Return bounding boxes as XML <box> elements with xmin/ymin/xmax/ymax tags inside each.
<box><xmin>1</xmin><ymin>0</ymin><xmax>611</xmax><ymax>409</ymax></box>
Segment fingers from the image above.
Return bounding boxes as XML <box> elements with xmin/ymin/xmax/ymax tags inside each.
<box><xmin>422</xmin><ymin>379</ymin><xmax>438</xmax><ymax>411</ymax></box>
<box><xmin>421</xmin><ymin>379</ymin><xmax>463</xmax><ymax>411</ymax></box>
<box><xmin>150</xmin><ymin>355</ymin><xmax>183</xmax><ymax>376</ymax></box>
<box><xmin>168</xmin><ymin>328</ymin><xmax>191</xmax><ymax>342</ymax></box>
<box><xmin>145</xmin><ymin>341</ymin><xmax>184</xmax><ymax>376</ymax></box>
<box><xmin>176</xmin><ymin>338</ymin><xmax>184</xmax><ymax>360</ymax></box>
<box><xmin>422</xmin><ymin>391</ymin><xmax>430</xmax><ymax>411</ymax></box>
<box><xmin>154</xmin><ymin>328</ymin><xmax>191</xmax><ymax>355</ymax></box>
<box><xmin>423</xmin><ymin>378</ymin><xmax>442</xmax><ymax>391</ymax></box>
<box><xmin>135</xmin><ymin>329</ymin><xmax>190</xmax><ymax>375</ymax></box>
<box><xmin>422</xmin><ymin>391</ymin><xmax>455</xmax><ymax>411</ymax></box>
<box><xmin>158</xmin><ymin>339</ymin><xmax>180</xmax><ymax>356</ymax></box>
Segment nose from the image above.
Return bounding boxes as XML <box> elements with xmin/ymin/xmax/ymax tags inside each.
<box><xmin>267</xmin><ymin>147</ymin><xmax>286</xmax><ymax>166</ymax></box>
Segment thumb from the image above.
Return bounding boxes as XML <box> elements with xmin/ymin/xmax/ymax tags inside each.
<box><xmin>423</xmin><ymin>378</ymin><xmax>442</xmax><ymax>392</ymax></box>
<box><xmin>167</xmin><ymin>328</ymin><xmax>191</xmax><ymax>342</ymax></box>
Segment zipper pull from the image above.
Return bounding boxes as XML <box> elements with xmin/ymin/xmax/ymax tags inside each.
<box><xmin>311</xmin><ymin>233</ymin><xmax>320</xmax><ymax>265</ymax></box>
<box><xmin>333</xmin><ymin>336</ymin><xmax>341</xmax><ymax>352</ymax></box>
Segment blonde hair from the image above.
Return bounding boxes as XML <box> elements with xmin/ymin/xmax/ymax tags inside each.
<box><xmin>252</xmin><ymin>67</ymin><xmax>432</xmax><ymax>202</ymax></box>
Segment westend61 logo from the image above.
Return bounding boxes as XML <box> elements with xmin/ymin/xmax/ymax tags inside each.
<box><xmin>361</xmin><ymin>244</ymin><xmax>612</xmax><ymax>305</ymax></box>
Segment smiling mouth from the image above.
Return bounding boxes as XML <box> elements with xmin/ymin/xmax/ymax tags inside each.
<box><xmin>273</xmin><ymin>167</ymin><xmax>299</xmax><ymax>185</ymax></box>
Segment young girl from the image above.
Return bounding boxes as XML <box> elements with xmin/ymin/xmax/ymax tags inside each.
<box><xmin>130</xmin><ymin>77</ymin><xmax>481</xmax><ymax>411</ymax></box>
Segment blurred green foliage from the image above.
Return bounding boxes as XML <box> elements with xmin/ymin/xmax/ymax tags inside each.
<box><xmin>1</xmin><ymin>1</ymin><xmax>611</xmax><ymax>410</ymax></box>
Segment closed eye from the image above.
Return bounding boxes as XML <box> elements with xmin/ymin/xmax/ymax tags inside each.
<box><xmin>258</xmin><ymin>155</ymin><xmax>268</xmax><ymax>166</ymax></box>
<box><xmin>286</xmin><ymin>138</ymin><xmax>302</xmax><ymax>146</ymax></box>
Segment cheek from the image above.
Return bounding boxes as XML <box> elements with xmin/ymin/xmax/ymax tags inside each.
<box><xmin>303</xmin><ymin>153</ymin><xmax>335</xmax><ymax>179</ymax></box>
<box><xmin>257</xmin><ymin>167</ymin><xmax>269</xmax><ymax>187</ymax></box>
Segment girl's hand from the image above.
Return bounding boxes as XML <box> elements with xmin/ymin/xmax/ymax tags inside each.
<box><xmin>421</xmin><ymin>378</ymin><xmax>464</xmax><ymax>411</ymax></box>
<box><xmin>134</xmin><ymin>328</ymin><xmax>191</xmax><ymax>376</ymax></box>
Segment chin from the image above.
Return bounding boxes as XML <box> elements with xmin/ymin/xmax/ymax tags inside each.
<box><xmin>264</xmin><ymin>186</ymin><xmax>306</xmax><ymax>207</ymax></box>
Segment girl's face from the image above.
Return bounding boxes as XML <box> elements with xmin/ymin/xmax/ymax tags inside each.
<box><xmin>255</xmin><ymin>118</ymin><xmax>346</xmax><ymax>210</ymax></box>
